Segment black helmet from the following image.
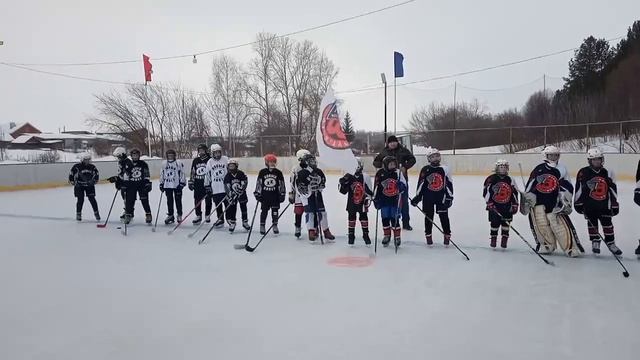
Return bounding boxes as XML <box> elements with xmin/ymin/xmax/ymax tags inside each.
<box><xmin>197</xmin><ymin>143</ymin><xmax>208</xmax><ymax>158</ymax></box>
<box><xmin>130</xmin><ymin>148</ymin><xmax>141</xmax><ymax>155</ymax></box>
<box><xmin>302</xmin><ymin>153</ymin><xmax>317</xmax><ymax>168</ymax></box>
<box><xmin>382</xmin><ymin>156</ymin><xmax>397</xmax><ymax>171</ymax></box>
<box><xmin>166</xmin><ymin>149</ymin><xmax>177</xmax><ymax>160</ymax></box>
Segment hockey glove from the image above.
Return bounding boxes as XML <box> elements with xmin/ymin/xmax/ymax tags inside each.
<box><xmin>486</xmin><ymin>202</ymin><xmax>496</xmax><ymax>211</ymax></box>
<box><xmin>279</xmin><ymin>194</ymin><xmax>286</xmax><ymax>204</ymax></box>
<box><xmin>364</xmin><ymin>197</ymin><xmax>371</xmax><ymax>211</ymax></box>
<box><xmin>339</xmin><ymin>173</ymin><xmax>353</xmax><ymax>185</ymax></box>
<box><xmin>159</xmin><ymin>184</ymin><xmax>165</xmax><ymax>193</ymax></box>
<box><xmin>444</xmin><ymin>196</ymin><xmax>453</xmax><ymax>209</ymax></box>
<box><xmin>108</xmin><ymin>176</ymin><xmax>118</xmax><ymax>183</ymax></box>
<box><xmin>177</xmin><ymin>183</ymin><xmax>185</xmax><ymax>191</ymax></box>
<box><xmin>410</xmin><ymin>196</ymin><xmax>421</xmax><ymax>207</ymax></box>
<box><xmin>511</xmin><ymin>203</ymin><xmax>519</xmax><ymax>215</ymax></box>
<box><xmin>635</xmin><ymin>190</ymin><xmax>640</xmax><ymax>207</ymax></box>
<box><xmin>253</xmin><ymin>192</ymin><xmax>262</xmax><ymax>202</ymax></box>
<box><xmin>611</xmin><ymin>201</ymin><xmax>619</xmax><ymax>216</ymax></box>
<box><xmin>188</xmin><ymin>180</ymin><xmax>194</xmax><ymax>191</ymax></box>
<box><xmin>373</xmin><ymin>199</ymin><xmax>382</xmax><ymax>210</ymax></box>
<box><xmin>288</xmin><ymin>191</ymin><xmax>295</xmax><ymax>204</ymax></box>
<box><xmin>574</xmin><ymin>202</ymin><xmax>584</xmax><ymax>215</ymax></box>
<box><xmin>69</xmin><ymin>179</ymin><xmax>75</xmax><ymax>186</ymax></box>
<box><xmin>144</xmin><ymin>181</ymin><xmax>152</xmax><ymax>193</ymax></box>
<box><xmin>205</xmin><ymin>185</ymin><xmax>212</xmax><ymax>195</ymax></box>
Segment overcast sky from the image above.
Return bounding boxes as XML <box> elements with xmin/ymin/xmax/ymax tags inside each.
<box><xmin>1</xmin><ymin>0</ymin><xmax>638</xmax><ymax>133</ymax></box>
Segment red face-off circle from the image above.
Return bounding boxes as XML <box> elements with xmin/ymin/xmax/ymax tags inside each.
<box><xmin>327</xmin><ymin>256</ymin><xmax>374</xmax><ymax>268</ymax></box>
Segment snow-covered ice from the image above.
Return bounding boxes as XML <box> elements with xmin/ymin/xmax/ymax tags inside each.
<box><xmin>1</xmin><ymin>175</ymin><xmax>639</xmax><ymax>360</ymax></box>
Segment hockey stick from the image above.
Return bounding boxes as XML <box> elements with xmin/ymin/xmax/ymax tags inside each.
<box><xmin>151</xmin><ymin>191</ymin><xmax>164</xmax><ymax>232</ymax></box>
<box><xmin>314</xmin><ymin>191</ymin><xmax>325</xmax><ymax>245</ymax></box>
<box><xmin>491</xmin><ymin>209</ymin><xmax>554</xmax><ymax>266</ymax></box>
<box><xmin>245</xmin><ymin>203</ymin><xmax>291</xmax><ymax>252</ymax></box>
<box><xmin>585</xmin><ymin>217</ymin><xmax>630</xmax><ymax>278</ymax></box>
<box><xmin>198</xmin><ymin>194</ymin><xmax>233</xmax><ymax>244</ymax></box>
<box><xmin>394</xmin><ymin>191</ymin><xmax>403</xmax><ymax>254</ymax></box>
<box><xmin>167</xmin><ymin>196</ymin><xmax>204</xmax><ymax>235</ymax></box>
<box><xmin>409</xmin><ymin>198</ymin><xmax>470</xmax><ymax>261</ymax></box>
<box><xmin>233</xmin><ymin>201</ymin><xmax>260</xmax><ymax>250</ymax></box>
<box><xmin>96</xmin><ymin>189</ymin><xmax>119</xmax><ymax>228</ymax></box>
<box><xmin>193</xmin><ymin>194</ymin><xmax>229</xmax><ymax>241</ymax></box>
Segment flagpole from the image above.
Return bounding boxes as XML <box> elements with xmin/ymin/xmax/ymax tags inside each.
<box><xmin>393</xmin><ymin>76</ymin><xmax>397</xmax><ymax>135</ymax></box>
<box><xmin>145</xmin><ymin>82</ymin><xmax>151</xmax><ymax>157</ymax></box>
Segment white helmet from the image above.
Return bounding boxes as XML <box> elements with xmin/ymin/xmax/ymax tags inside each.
<box><xmin>79</xmin><ymin>152</ymin><xmax>92</xmax><ymax>161</ymax></box>
<box><xmin>542</xmin><ymin>145</ymin><xmax>560</xmax><ymax>165</ymax></box>
<box><xmin>296</xmin><ymin>149</ymin><xmax>311</xmax><ymax>161</ymax></box>
<box><xmin>587</xmin><ymin>147</ymin><xmax>603</xmax><ymax>160</ymax></box>
<box><xmin>425</xmin><ymin>147</ymin><xmax>441</xmax><ymax>164</ymax></box>
<box><xmin>210</xmin><ymin>144</ymin><xmax>222</xmax><ymax>153</ymax></box>
<box><xmin>113</xmin><ymin>146</ymin><xmax>126</xmax><ymax>158</ymax></box>
<box><xmin>495</xmin><ymin>159</ymin><xmax>509</xmax><ymax>175</ymax></box>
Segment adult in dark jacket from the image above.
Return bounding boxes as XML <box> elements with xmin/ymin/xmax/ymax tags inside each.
<box><xmin>372</xmin><ymin>135</ymin><xmax>417</xmax><ymax>230</ymax></box>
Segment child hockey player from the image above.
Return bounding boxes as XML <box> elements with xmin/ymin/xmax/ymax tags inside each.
<box><xmin>69</xmin><ymin>152</ymin><xmax>100</xmax><ymax>221</ymax></box>
<box><xmin>204</xmin><ymin>143</ymin><xmax>228</xmax><ymax>228</ymax></box>
<box><xmin>123</xmin><ymin>148</ymin><xmax>153</xmax><ymax>224</ymax></box>
<box><xmin>108</xmin><ymin>146</ymin><xmax>131</xmax><ymax>221</ymax></box>
<box><xmin>289</xmin><ymin>149</ymin><xmax>311</xmax><ymax>238</ymax></box>
<box><xmin>373</xmin><ymin>156</ymin><xmax>406</xmax><ymax>248</ymax></box>
<box><xmin>411</xmin><ymin>147</ymin><xmax>453</xmax><ymax>246</ymax></box>
<box><xmin>574</xmin><ymin>148</ymin><xmax>621</xmax><ymax>256</ymax></box>
<box><xmin>159</xmin><ymin>149</ymin><xmax>186</xmax><ymax>225</ymax></box>
<box><xmin>189</xmin><ymin>144</ymin><xmax>212</xmax><ymax>225</ymax></box>
<box><xmin>339</xmin><ymin>158</ymin><xmax>373</xmax><ymax>245</ymax></box>
<box><xmin>522</xmin><ymin>146</ymin><xmax>583</xmax><ymax>257</ymax></box>
<box><xmin>224</xmin><ymin>159</ymin><xmax>251</xmax><ymax>233</ymax></box>
<box><xmin>254</xmin><ymin>154</ymin><xmax>286</xmax><ymax>235</ymax></box>
<box><xmin>295</xmin><ymin>153</ymin><xmax>335</xmax><ymax>241</ymax></box>
<box><xmin>482</xmin><ymin>159</ymin><xmax>519</xmax><ymax>249</ymax></box>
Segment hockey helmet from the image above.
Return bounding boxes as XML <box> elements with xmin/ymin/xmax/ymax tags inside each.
<box><xmin>210</xmin><ymin>144</ymin><xmax>223</xmax><ymax>159</ymax></box>
<box><xmin>130</xmin><ymin>148</ymin><xmax>141</xmax><ymax>160</ymax></box>
<box><xmin>382</xmin><ymin>156</ymin><xmax>398</xmax><ymax>171</ymax></box>
<box><xmin>113</xmin><ymin>146</ymin><xmax>127</xmax><ymax>159</ymax></box>
<box><xmin>79</xmin><ymin>152</ymin><xmax>92</xmax><ymax>162</ymax></box>
<box><xmin>264</xmin><ymin>153</ymin><xmax>277</xmax><ymax>168</ymax></box>
<box><xmin>228</xmin><ymin>158</ymin><xmax>239</xmax><ymax>172</ymax></box>
<box><xmin>495</xmin><ymin>159</ymin><xmax>509</xmax><ymax>175</ymax></box>
<box><xmin>587</xmin><ymin>147</ymin><xmax>604</xmax><ymax>167</ymax></box>
<box><xmin>302</xmin><ymin>153</ymin><xmax>317</xmax><ymax>168</ymax></box>
<box><xmin>166</xmin><ymin>149</ymin><xmax>177</xmax><ymax>161</ymax></box>
<box><xmin>296</xmin><ymin>149</ymin><xmax>311</xmax><ymax>161</ymax></box>
<box><xmin>542</xmin><ymin>145</ymin><xmax>560</xmax><ymax>166</ymax></box>
<box><xmin>425</xmin><ymin>146</ymin><xmax>441</xmax><ymax>165</ymax></box>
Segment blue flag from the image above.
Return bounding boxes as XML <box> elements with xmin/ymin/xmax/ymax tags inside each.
<box><xmin>394</xmin><ymin>51</ymin><xmax>404</xmax><ymax>78</ymax></box>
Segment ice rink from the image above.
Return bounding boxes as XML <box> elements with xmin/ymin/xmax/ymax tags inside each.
<box><xmin>1</xmin><ymin>174</ymin><xmax>639</xmax><ymax>360</ymax></box>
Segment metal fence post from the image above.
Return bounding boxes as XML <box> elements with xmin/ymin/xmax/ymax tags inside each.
<box><xmin>509</xmin><ymin>127</ymin><xmax>513</xmax><ymax>153</ymax></box>
<box><xmin>619</xmin><ymin>121</ymin><xmax>624</xmax><ymax>153</ymax></box>
<box><xmin>288</xmin><ymin>135</ymin><xmax>293</xmax><ymax>156</ymax></box>
<box><xmin>452</xmin><ymin>130</ymin><xmax>456</xmax><ymax>155</ymax></box>
<box><xmin>543</xmin><ymin>126</ymin><xmax>547</xmax><ymax>147</ymax></box>
<box><xmin>586</xmin><ymin>124</ymin><xmax>590</xmax><ymax>150</ymax></box>
<box><xmin>259</xmin><ymin>136</ymin><xmax>263</xmax><ymax>156</ymax></box>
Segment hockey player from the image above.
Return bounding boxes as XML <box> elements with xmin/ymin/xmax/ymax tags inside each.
<box><xmin>295</xmin><ymin>153</ymin><xmax>335</xmax><ymax>241</ymax></box>
<box><xmin>289</xmin><ymin>149</ymin><xmax>311</xmax><ymax>238</ymax></box>
<box><xmin>69</xmin><ymin>152</ymin><xmax>100</xmax><ymax>221</ymax></box>
<box><xmin>224</xmin><ymin>158</ymin><xmax>250</xmax><ymax>233</ymax></box>
<box><xmin>373</xmin><ymin>156</ymin><xmax>407</xmax><ymax>248</ymax></box>
<box><xmin>574</xmin><ymin>148</ymin><xmax>621</xmax><ymax>256</ymax></box>
<box><xmin>189</xmin><ymin>144</ymin><xmax>212</xmax><ymax>225</ymax></box>
<box><xmin>522</xmin><ymin>146</ymin><xmax>582</xmax><ymax>257</ymax></box>
<box><xmin>636</xmin><ymin>160</ymin><xmax>640</xmax><ymax>258</ymax></box>
<box><xmin>338</xmin><ymin>157</ymin><xmax>373</xmax><ymax>245</ymax></box>
<box><xmin>482</xmin><ymin>159</ymin><xmax>519</xmax><ymax>249</ymax></box>
<box><xmin>254</xmin><ymin>154</ymin><xmax>286</xmax><ymax>235</ymax></box>
<box><xmin>122</xmin><ymin>148</ymin><xmax>153</xmax><ymax>224</ymax></box>
<box><xmin>204</xmin><ymin>144</ymin><xmax>229</xmax><ymax>228</ymax></box>
<box><xmin>411</xmin><ymin>147</ymin><xmax>454</xmax><ymax>246</ymax></box>
<box><xmin>107</xmin><ymin>146</ymin><xmax>132</xmax><ymax>221</ymax></box>
<box><xmin>159</xmin><ymin>149</ymin><xmax>186</xmax><ymax>225</ymax></box>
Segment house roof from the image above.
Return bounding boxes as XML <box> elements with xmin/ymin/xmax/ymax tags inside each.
<box><xmin>10</xmin><ymin>132</ymin><xmax>126</xmax><ymax>144</ymax></box>
<box><xmin>0</xmin><ymin>122</ymin><xmax>27</xmax><ymax>142</ymax></box>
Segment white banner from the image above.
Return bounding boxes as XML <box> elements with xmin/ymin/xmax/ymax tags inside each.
<box><xmin>315</xmin><ymin>90</ymin><xmax>358</xmax><ymax>173</ymax></box>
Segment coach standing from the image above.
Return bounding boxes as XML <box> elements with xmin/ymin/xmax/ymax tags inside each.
<box><xmin>373</xmin><ymin>135</ymin><xmax>417</xmax><ymax>230</ymax></box>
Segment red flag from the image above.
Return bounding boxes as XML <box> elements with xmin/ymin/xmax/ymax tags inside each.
<box><xmin>143</xmin><ymin>54</ymin><xmax>153</xmax><ymax>82</ymax></box>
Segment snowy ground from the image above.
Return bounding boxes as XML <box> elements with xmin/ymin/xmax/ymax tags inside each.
<box><xmin>1</xmin><ymin>175</ymin><xmax>639</xmax><ymax>360</ymax></box>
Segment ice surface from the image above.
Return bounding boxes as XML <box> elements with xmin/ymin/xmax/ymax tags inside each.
<box><xmin>1</xmin><ymin>175</ymin><xmax>639</xmax><ymax>360</ymax></box>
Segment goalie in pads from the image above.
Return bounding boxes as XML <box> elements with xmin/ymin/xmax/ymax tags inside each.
<box><xmin>522</xmin><ymin>146</ymin><xmax>583</xmax><ymax>257</ymax></box>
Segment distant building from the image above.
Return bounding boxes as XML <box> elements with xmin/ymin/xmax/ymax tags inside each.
<box><xmin>8</xmin><ymin>130</ymin><xmax>126</xmax><ymax>154</ymax></box>
<box><xmin>0</xmin><ymin>122</ymin><xmax>41</xmax><ymax>146</ymax></box>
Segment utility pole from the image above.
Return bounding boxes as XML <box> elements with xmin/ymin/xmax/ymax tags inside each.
<box><xmin>381</xmin><ymin>73</ymin><xmax>387</xmax><ymax>143</ymax></box>
<box><xmin>453</xmin><ymin>81</ymin><xmax>457</xmax><ymax>155</ymax></box>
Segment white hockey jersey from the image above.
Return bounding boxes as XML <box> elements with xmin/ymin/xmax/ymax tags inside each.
<box><xmin>204</xmin><ymin>156</ymin><xmax>229</xmax><ymax>194</ymax></box>
<box><xmin>160</xmin><ymin>160</ymin><xmax>186</xmax><ymax>189</ymax></box>
<box><xmin>290</xmin><ymin>164</ymin><xmax>303</xmax><ymax>204</ymax></box>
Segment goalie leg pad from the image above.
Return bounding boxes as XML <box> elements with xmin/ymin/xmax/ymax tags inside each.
<box><xmin>530</xmin><ymin>205</ymin><xmax>557</xmax><ymax>253</ymax></box>
<box><xmin>548</xmin><ymin>213</ymin><xmax>581</xmax><ymax>257</ymax></box>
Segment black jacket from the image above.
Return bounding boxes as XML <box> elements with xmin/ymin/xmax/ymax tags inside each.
<box><xmin>372</xmin><ymin>145</ymin><xmax>416</xmax><ymax>170</ymax></box>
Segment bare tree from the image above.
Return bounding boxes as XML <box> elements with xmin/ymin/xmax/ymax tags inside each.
<box><xmin>207</xmin><ymin>54</ymin><xmax>256</xmax><ymax>156</ymax></box>
<box><xmin>247</xmin><ymin>33</ymin><xmax>277</xmax><ymax>129</ymax></box>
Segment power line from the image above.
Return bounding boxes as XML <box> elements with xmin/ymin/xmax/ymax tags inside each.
<box><xmin>5</xmin><ymin>0</ymin><xmax>418</xmax><ymax>67</ymax></box>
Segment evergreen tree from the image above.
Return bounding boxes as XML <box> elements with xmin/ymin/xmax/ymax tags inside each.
<box><xmin>342</xmin><ymin>111</ymin><xmax>355</xmax><ymax>142</ymax></box>
<box><xmin>564</xmin><ymin>36</ymin><xmax>613</xmax><ymax>96</ymax></box>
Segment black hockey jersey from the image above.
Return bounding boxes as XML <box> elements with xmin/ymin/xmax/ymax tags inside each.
<box><xmin>339</xmin><ymin>172</ymin><xmax>373</xmax><ymax>212</ymax></box>
<box><xmin>525</xmin><ymin>162</ymin><xmax>573</xmax><ymax>212</ymax></box>
<box><xmin>483</xmin><ymin>174</ymin><xmax>518</xmax><ymax>212</ymax></box>
<box><xmin>295</xmin><ymin>167</ymin><xmax>327</xmax><ymax>209</ymax></box>
<box><xmin>574</xmin><ymin>166</ymin><xmax>617</xmax><ymax>212</ymax></box>
<box><xmin>129</xmin><ymin>160</ymin><xmax>151</xmax><ymax>186</ymax></box>
<box><xmin>190</xmin><ymin>156</ymin><xmax>210</xmax><ymax>186</ymax></box>
<box><xmin>69</xmin><ymin>162</ymin><xmax>99</xmax><ymax>187</ymax></box>
<box><xmin>415</xmin><ymin>165</ymin><xmax>453</xmax><ymax>205</ymax></box>
<box><xmin>116</xmin><ymin>158</ymin><xmax>134</xmax><ymax>183</ymax></box>
<box><xmin>224</xmin><ymin>170</ymin><xmax>249</xmax><ymax>203</ymax></box>
<box><xmin>373</xmin><ymin>169</ymin><xmax>407</xmax><ymax>208</ymax></box>
<box><xmin>254</xmin><ymin>168</ymin><xmax>286</xmax><ymax>206</ymax></box>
